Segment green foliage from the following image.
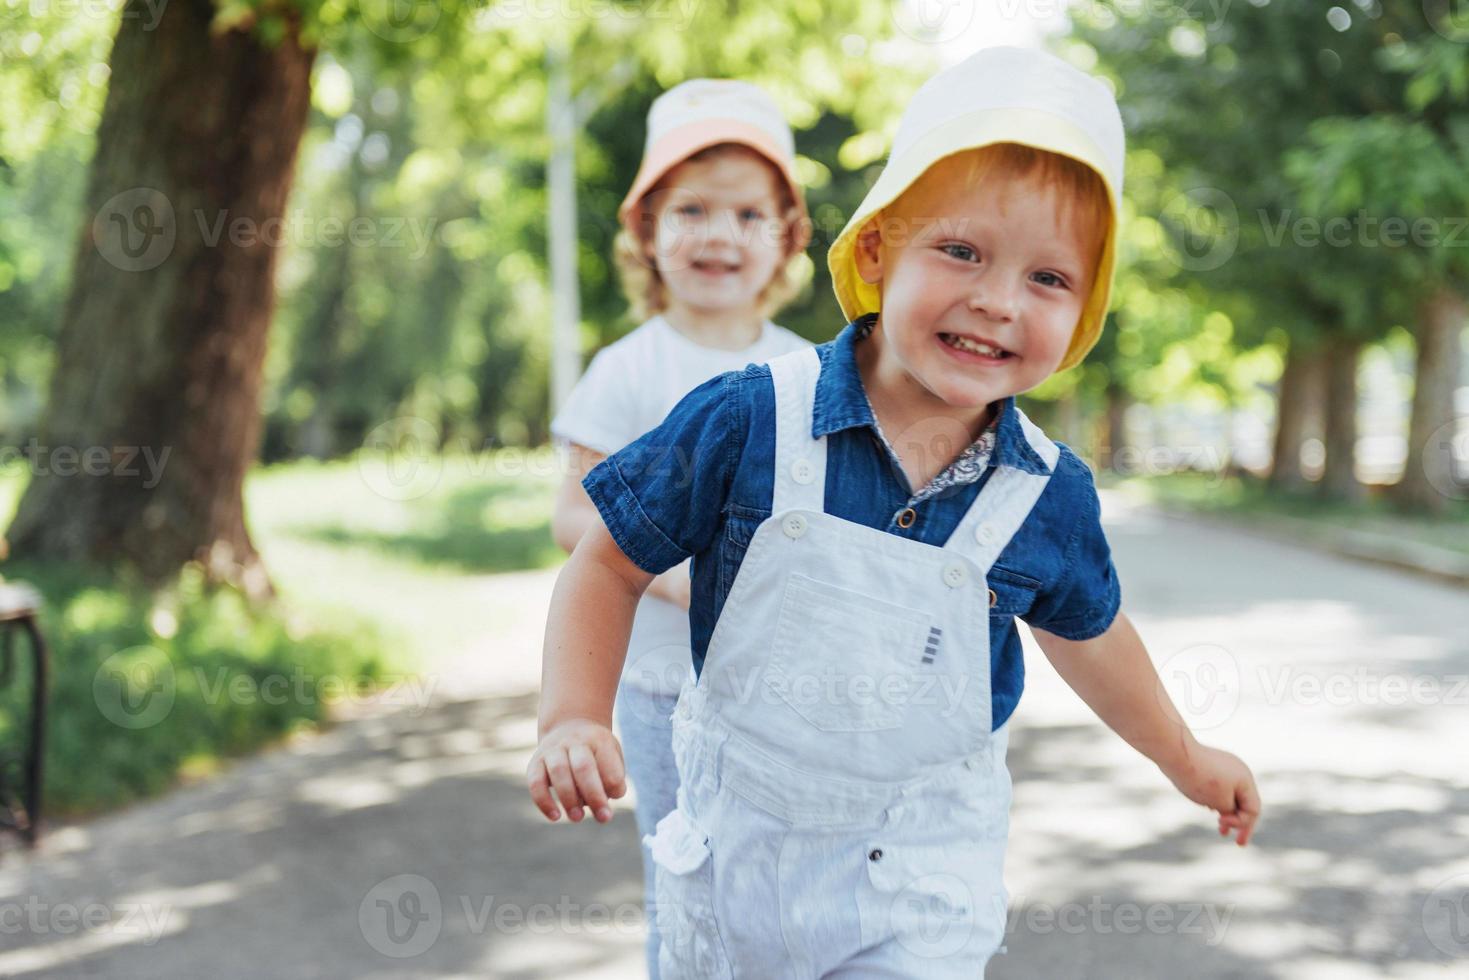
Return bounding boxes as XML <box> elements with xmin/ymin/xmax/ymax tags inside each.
<box><xmin>0</xmin><ymin>560</ymin><xmax>395</xmax><ymax>816</ymax></box>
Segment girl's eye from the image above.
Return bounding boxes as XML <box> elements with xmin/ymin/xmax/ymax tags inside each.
<box><xmin>940</xmin><ymin>243</ymin><xmax>977</xmax><ymax>262</ymax></box>
<box><xmin>676</xmin><ymin>204</ymin><xmax>703</xmax><ymax>217</ymax></box>
<box><xmin>1033</xmin><ymin>271</ymin><xmax>1069</xmax><ymax>289</ymax></box>
<box><xmin>739</xmin><ymin>208</ymin><xmax>764</xmax><ymax>222</ymax></box>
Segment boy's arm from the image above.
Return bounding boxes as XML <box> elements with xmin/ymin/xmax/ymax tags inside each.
<box><xmin>1031</xmin><ymin>611</ymin><xmax>1262</xmax><ymax>846</ymax></box>
<box><xmin>528</xmin><ymin>522</ymin><xmax>654</xmax><ymax>825</ymax></box>
<box><xmin>551</xmin><ymin>442</ymin><xmax>692</xmax><ymax>609</ymax></box>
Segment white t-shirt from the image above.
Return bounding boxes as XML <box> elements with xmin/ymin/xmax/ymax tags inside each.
<box><xmin>551</xmin><ymin>314</ymin><xmax>812</xmax><ymax>696</ymax></box>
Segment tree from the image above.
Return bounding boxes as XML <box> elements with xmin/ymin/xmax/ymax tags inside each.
<box><xmin>7</xmin><ymin>0</ymin><xmax>315</xmax><ymax>594</ymax></box>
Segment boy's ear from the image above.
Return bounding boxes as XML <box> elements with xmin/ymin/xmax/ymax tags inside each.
<box><xmin>853</xmin><ymin>216</ymin><xmax>885</xmax><ymax>285</ymax></box>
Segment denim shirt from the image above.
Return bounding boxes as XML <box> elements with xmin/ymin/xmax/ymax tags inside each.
<box><xmin>584</xmin><ymin>318</ymin><xmax>1121</xmax><ymax>730</ymax></box>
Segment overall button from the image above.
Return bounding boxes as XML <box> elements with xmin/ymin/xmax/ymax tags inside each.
<box><xmin>941</xmin><ymin>561</ymin><xmax>969</xmax><ymax>588</ymax></box>
<box><xmin>895</xmin><ymin>507</ymin><xmax>916</xmax><ymax>529</ymax></box>
<box><xmin>974</xmin><ymin>521</ymin><xmax>998</xmax><ymax>545</ymax></box>
<box><xmin>782</xmin><ymin>513</ymin><xmax>808</xmax><ymax>539</ymax></box>
<box><xmin>790</xmin><ymin>458</ymin><xmax>816</xmax><ymax>485</ymax></box>
<box><xmin>988</xmin><ymin>588</ymin><xmax>998</xmax><ymax>607</ymax></box>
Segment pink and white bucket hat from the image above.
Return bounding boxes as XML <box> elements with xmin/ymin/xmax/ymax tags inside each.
<box><xmin>617</xmin><ymin>79</ymin><xmax>811</xmax><ymax>252</ymax></box>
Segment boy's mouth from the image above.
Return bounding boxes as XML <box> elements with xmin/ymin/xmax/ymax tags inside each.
<box><xmin>939</xmin><ymin>332</ymin><xmax>1015</xmax><ymax>360</ymax></box>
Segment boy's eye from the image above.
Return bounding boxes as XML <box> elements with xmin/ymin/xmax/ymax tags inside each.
<box><xmin>939</xmin><ymin>243</ymin><xmax>978</xmax><ymax>262</ymax></box>
<box><xmin>1032</xmin><ymin>270</ymin><xmax>1069</xmax><ymax>289</ymax></box>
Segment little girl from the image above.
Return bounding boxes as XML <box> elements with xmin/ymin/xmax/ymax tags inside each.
<box><xmin>547</xmin><ymin>78</ymin><xmax>812</xmax><ymax>978</ymax></box>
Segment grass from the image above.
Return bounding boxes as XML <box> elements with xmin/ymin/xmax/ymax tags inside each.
<box><xmin>1115</xmin><ymin>470</ymin><xmax>1469</xmax><ymax>558</ymax></box>
<box><xmin>0</xmin><ymin>448</ymin><xmax>563</xmax><ymax>818</ymax></box>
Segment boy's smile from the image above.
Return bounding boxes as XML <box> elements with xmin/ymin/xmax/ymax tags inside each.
<box><xmin>853</xmin><ymin>154</ymin><xmax>1100</xmax><ymax>439</ymax></box>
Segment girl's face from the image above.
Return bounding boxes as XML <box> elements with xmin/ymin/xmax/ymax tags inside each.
<box><xmin>644</xmin><ymin>148</ymin><xmax>790</xmax><ymax>319</ymax></box>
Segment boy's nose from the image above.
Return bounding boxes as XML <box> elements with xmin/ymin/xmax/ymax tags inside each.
<box><xmin>966</xmin><ymin>277</ymin><xmax>1020</xmax><ymax>322</ymax></box>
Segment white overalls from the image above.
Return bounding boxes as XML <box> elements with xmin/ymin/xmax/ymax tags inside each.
<box><xmin>645</xmin><ymin>347</ymin><xmax>1059</xmax><ymax>979</ymax></box>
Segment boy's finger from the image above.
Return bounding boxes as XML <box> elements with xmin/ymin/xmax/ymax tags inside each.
<box><xmin>526</xmin><ymin>757</ymin><xmax>560</xmax><ymax>820</ymax></box>
<box><xmin>545</xmin><ymin>749</ymin><xmax>587</xmax><ymax>822</ymax></box>
<box><xmin>568</xmin><ymin>744</ymin><xmax>612</xmax><ymax>822</ymax></box>
<box><xmin>593</xmin><ymin>737</ymin><xmax>627</xmax><ymax>799</ymax></box>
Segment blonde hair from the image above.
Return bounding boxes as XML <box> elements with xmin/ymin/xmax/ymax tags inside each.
<box><xmin>615</xmin><ymin>143</ymin><xmax>806</xmax><ymax>321</ymax></box>
<box><xmin>887</xmin><ymin>142</ymin><xmax>1111</xmax><ymax>287</ymax></box>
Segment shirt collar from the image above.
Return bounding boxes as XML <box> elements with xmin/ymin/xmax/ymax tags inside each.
<box><xmin>811</xmin><ymin>314</ymin><xmax>1053</xmax><ymax>477</ymax></box>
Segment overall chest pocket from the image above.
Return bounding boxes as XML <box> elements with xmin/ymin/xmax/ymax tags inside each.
<box><xmin>765</xmin><ymin>572</ymin><xmax>934</xmax><ymax>734</ymax></box>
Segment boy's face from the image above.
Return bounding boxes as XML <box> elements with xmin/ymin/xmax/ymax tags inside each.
<box><xmin>854</xmin><ymin>158</ymin><xmax>1097</xmax><ymax>415</ymax></box>
<box><xmin>645</xmin><ymin>148</ymin><xmax>789</xmax><ymax>318</ymax></box>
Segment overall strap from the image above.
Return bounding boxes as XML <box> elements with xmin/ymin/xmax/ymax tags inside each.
<box><xmin>946</xmin><ymin>405</ymin><xmax>1061</xmax><ymax>573</ymax></box>
<box><xmin>768</xmin><ymin>347</ymin><xmax>827</xmax><ymax>514</ymax></box>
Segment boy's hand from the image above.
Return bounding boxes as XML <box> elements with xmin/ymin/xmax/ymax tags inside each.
<box><xmin>527</xmin><ymin>718</ymin><xmax>627</xmax><ymax>824</ymax></box>
<box><xmin>1163</xmin><ymin>743</ymin><xmax>1261</xmax><ymax>846</ymax></box>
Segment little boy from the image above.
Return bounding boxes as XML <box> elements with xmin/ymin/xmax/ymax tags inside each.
<box><xmin>529</xmin><ymin>47</ymin><xmax>1261</xmax><ymax>978</ymax></box>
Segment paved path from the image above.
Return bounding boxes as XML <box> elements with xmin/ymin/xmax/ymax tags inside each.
<box><xmin>1</xmin><ymin>495</ymin><xmax>1465</xmax><ymax>978</ymax></box>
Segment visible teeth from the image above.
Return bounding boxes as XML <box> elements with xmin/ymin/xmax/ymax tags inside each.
<box><xmin>945</xmin><ymin>334</ymin><xmax>1007</xmax><ymax>357</ymax></box>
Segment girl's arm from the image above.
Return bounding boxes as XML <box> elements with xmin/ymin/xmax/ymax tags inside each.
<box><xmin>551</xmin><ymin>442</ymin><xmax>692</xmax><ymax>609</ymax></box>
<box><xmin>1031</xmin><ymin>611</ymin><xmax>1262</xmax><ymax>845</ymax></box>
<box><xmin>528</xmin><ymin>521</ymin><xmax>654</xmax><ymax>825</ymax></box>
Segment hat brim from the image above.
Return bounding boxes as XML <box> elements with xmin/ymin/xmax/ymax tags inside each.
<box><xmin>828</xmin><ymin>107</ymin><xmax>1121</xmax><ymax>372</ymax></box>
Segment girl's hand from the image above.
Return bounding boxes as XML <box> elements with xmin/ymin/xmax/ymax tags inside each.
<box><xmin>527</xmin><ymin>718</ymin><xmax>627</xmax><ymax>824</ymax></box>
<box><xmin>1163</xmin><ymin>743</ymin><xmax>1262</xmax><ymax>846</ymax></box>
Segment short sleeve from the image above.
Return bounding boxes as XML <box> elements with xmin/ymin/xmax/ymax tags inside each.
<box><xmin>550</xmin><ymin>347</ymin><xmax>642</xmax><ymax>455</ymax></box>
<box><xmin>582</xmin><ymin>371</ymin><xmax>739</xmax><ymax>575</ymax></box>
<box><xmin>1023</xmin><ymin>457</ymin><xmax>1122</xmax><ymax>641</ymax></box>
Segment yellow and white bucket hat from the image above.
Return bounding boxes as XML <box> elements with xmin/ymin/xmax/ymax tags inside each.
<box><xmin>827</xmin><ymin>46</ymin><xmax>1126</xmax><ymax>371</ymax></box>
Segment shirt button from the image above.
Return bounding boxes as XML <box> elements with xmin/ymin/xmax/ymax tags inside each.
<box><xmin>942</xmin><ymin>561</ymin><xmax>969</xmax><ymax>588</ymax></box>
<box><xmin>869</xmin><ymin>848</ymin><xmax>883</xmax><ymax>862</ymax></box>
<box><xmin>896</xmin><ymin>507</ymin><xmax>916</xmax><ymax>529</ymax></box>
<box><xmin>791</xmin><ymin>458</ymin><xmax>816</xmax><ymax>485</ymax></box>
<box><xmin>782</xmin><ymin>513</ymin><xmax>808</xmax><ymax>539</ymax></box>
<box><xmin>974</xmin><ymin>521</ymin><xmax>998</xmax><ymax>545</ymax></box>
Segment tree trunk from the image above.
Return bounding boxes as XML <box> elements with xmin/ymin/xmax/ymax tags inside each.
<box><xmin>1392</xmin><ymin>286</ymin><xmax>1466</xmax><ymax>514</ymax></box>
<box><xmin>5</xmin><ymin>0</ymin><xmax>315</xmax><ymax>595</ymax></box>
<box><xmin>1268</xmin><ymin>339</ymin><xmax>1322</xmax><ymax>494</ymax></box>
<box><xmin>1318</xmin><ymin>335</ymin><xmax>1366</xmax><ymax>504</ymax></box>
<box><xmin>1103</xmin><ymin>380</ymin><xmax>1130</xmax><ymax>476</ymax></box>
